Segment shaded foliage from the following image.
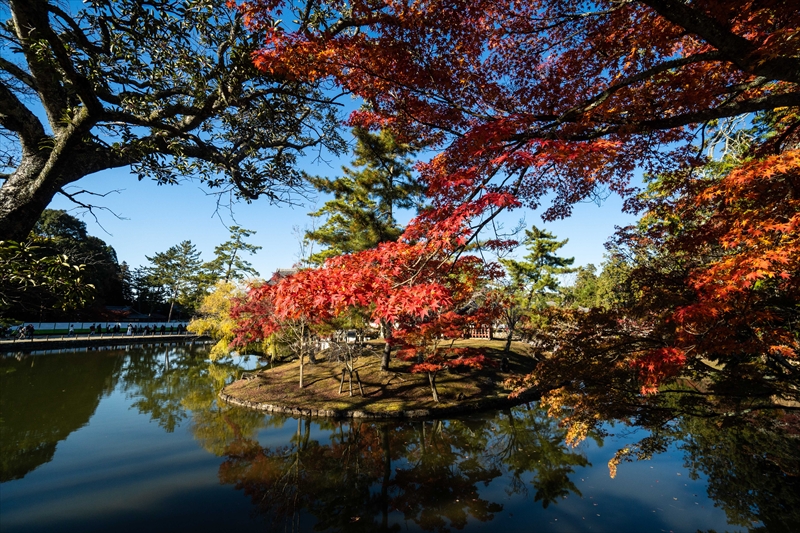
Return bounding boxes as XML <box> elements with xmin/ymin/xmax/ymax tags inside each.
<box><xmin>0</xmin><ymin>0</ymin><xmax>345</xmax><ymax>241</ymax></box>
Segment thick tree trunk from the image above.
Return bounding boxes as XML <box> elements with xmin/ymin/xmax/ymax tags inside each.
<box><xmin>1</xmin><ymin>141</ymin><xmax>123</xmax><ymax>241</ymax></box>
<box><xmin>382</xmin><ymin>341</ymin><xmax>392</xmax><ymax>371</ymax></box>
<box><xmin>0</xmin><ymin>165</ymin><xmax>64</xmax><ymax>241</ymax></box>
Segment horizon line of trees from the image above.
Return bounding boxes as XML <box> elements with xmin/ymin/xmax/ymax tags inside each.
<box><xmin>1</xmin><ymin>210</ymin><xmax>262</xmax><ymax>323</ymax></box>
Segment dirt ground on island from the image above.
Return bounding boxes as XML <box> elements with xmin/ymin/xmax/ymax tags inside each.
<box><xmin>222</xmin><ymin>339</ymin><xmax>539</xmax><ymax>414</ymax></box>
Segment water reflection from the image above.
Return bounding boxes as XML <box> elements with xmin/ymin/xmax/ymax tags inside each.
<box><xmin>1</xmin><ymin>345</ymin><xmax>797</xmax><ymax>532</ymax></box>
<box><xmin>571</xmin><ymin>379</ymin><xmax>800</xmax><ymax>533</ymax></box>
<box><xmin>116</xmin><ymin>344</ymin><xmax>267</xmax><ymax>452</ymax></box>
<box><xmin>218</xmin><ymin>404</ymin><xmax>592</xmax><ymax>532</ymax></box>
<box><xmin>0</xmin><ymin>351</ymin><xmax>120</xmax><ymax>481</ymax></box>
<box><xmin>0</xmin><ymin>344</ymin><xmax>264</xmax><ymax>480</ymax></box>
<box><xmin>681</xmin><ymin>413</ymin><xmax>800</xmax><ymax>533</ymax></box>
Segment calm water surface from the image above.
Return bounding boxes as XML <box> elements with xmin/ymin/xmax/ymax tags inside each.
<box><xmin>0</xmin><ymin>345</ymin><xmax>793</xmax><ymax>532</ymax></box>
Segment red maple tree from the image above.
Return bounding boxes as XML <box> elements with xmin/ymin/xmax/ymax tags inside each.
<box><xmin>625</xmin><ymin>124</ymin><xmax>799</xmax><ymax>393</ymax></box>
<box><xmin>228</xmin><ymin>0</ymin><xmax>799</xmax><ymax>393</ymax></box>
<box><xmin>231</xmin><ymin>236</ymin><xmax>503</xmax><ymax>399</ymax></box>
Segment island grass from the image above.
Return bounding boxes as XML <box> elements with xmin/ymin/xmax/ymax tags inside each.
<box><xmin>222</xmin><ymin>339</ymin><xmax>538</xmax><ymax>413</ymax></box>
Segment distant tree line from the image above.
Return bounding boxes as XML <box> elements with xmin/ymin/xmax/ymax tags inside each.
<box><xmin>1</xmin><ymin>209</ymin><xmax>260</xmax><ymax>323</ymax></box>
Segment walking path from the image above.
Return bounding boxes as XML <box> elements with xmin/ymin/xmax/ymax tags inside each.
<box><xmin>0</xmin><ymin>332</ymin><xmax>207</xmax><ymax>353</ymax></box>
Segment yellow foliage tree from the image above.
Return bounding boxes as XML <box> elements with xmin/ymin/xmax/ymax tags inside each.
<box><xmin>188</xmin><ymin>281</ymin><xmax>242</xmax><ymax>360</ymax></box>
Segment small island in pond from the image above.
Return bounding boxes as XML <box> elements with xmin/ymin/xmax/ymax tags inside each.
<box><xmin>220</xmin><ymin>340</ymin><xmax>539</xmax><ymax>418</ymax></box>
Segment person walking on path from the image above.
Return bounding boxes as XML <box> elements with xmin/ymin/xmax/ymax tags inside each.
<box><xmin>126</xmin><ymin>323</ymin><xmax>133</xmax><ymax>336</ymax></box>
<box><xmin>68</xmin><ymin>324</ymin><xmax>74</xmax><ymax>336</ymax></box>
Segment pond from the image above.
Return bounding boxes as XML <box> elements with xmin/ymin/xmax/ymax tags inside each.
<box><xmin>0</xmin><ymin>345</ymin><xmax>796</xmax><ymax>532</ymax></box>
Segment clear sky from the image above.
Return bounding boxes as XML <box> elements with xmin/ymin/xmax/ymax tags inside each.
<box><xmin>48</xmin><ymin>147</ymin><xmax>639</xmax><ymax>279</ymax></box>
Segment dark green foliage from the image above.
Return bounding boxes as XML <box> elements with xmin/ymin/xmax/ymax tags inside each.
<box><xmin>562</xmin><ymin>263</ymin><xmax>598</xmax><ymax>308</ymax></box>
<box><xmin>146</xmin><ymin>240</ymin><xmax>204</xmax><ymax>321</ymax></box>
<box><xmin>561</xmin><ymin>255</ymin><xmax>636</xmax><ymax>310</ymax></box>
<box><xmin>304</xmin><ymin>128</ymin><xmax>423</xmax><ymax>264</ymax></box>
<box><xmin>501</xmin><ymin>225</ymin><xmax>576</xmax><ymax>309</ymax></box>
<box><xmin>33</xmin><ymin>210</ymin><xmax>125</xmax><ymax>310</ymax></box>
<box><xmin>0</xmin><ymin>209</ymin><xmax>130</xmax><ymax>320</ymax></box>
<box><xmin>495</xmin><ymin>226</ymin><xmax>575</xmax><ymax>350</ymax></box>
<box><xmin>130</xmin><ymin>265</ymin><xmax>167</xmax><ymax>317</ymax></box>
<box><xmin>0</xmin><ymin>0</ymin><xmax>345</xmax><ymax>241</ymax></box>
<box><xmin>0</xmin><ymin>238</ymin><xmax>95</xmax><ymax>319</ymax></box>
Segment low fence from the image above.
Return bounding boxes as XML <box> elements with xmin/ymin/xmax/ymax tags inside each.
<box><xmin>467</xmin><ymin>327</ymin><xmax>493</xmax><ymax>339</ymax></box>
<box><xmin>0</xmin><ymin>331</ymin><xmax>205</xmax><ymax>353</ymax></box>
<box><xmin>22</xmin><ymin>321</ymin><xmax>190</xmax><ymax>330</ymax></box>
<box><xmin>2</xmin><ymin>330</ymin><xmax>194</xmax><ymax>342</ymax></box>
<box><xmin>7</xmin><ymin>321</ymin><xmax>189</xmax><ymax>332</ymax></box>
<box><xmin>3</xmin><ymin>322</ymin><xmax>192</xmax><ymax>342</ymax></box>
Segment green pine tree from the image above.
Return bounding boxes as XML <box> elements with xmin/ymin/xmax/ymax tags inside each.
<box><xmin>498</xmin><ymin>226</ymin><xmax>575</xmax><ymax>351</ymax></box>
<box><xmin>146</xmin><ymin>240</ymin><xmax>203</xmax><ymax>321</ymax></box>
<box><xmin>202</xmin><ymin>226</ymin><xmax>261</xmax><ymax>283</ymax></box>
<box><xmin>304</xmin><ymin>128</ymin><xmax>423</xmax><ymax>265</ymax></box>
<box><xmin>502</xmin><ymin>226</ymin><xmax>576</xmax><ymax>309</ymax></box>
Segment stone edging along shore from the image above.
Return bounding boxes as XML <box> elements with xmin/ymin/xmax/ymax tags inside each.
<box><xmin>218</xmin><ymin>388</ymin><xmax>540</xmax><ymax>420</ymax></box>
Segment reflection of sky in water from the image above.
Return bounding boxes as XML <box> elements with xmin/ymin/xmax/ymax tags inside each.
<box><xmin>422</xmin><ymin>422</ymin><xmax>740</xmax><ymax>533</ymax></box>
<box><xmin>0</xmin><ymin>346</ymin><xmax>754</xmax><ymax>532</ymax></box>
<box><xmin>498</xmin><ymin>438</ymin><xmax>730</xmax><ymax>533</ymax></box>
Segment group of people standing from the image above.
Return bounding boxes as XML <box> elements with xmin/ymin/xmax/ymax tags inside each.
<box><xmin>64</xmin><ymin>323</ymin><xmax>187</xmax><ymax>336</ymax></box>
<box><xmin>4</xmin><ymin>323</ymin><xmax>189</xmax><ymax>340</ymax></box>
<box><xmin>14</xmin><ymin>324</ymin><xmax>35</xmax><ymax>339</ymax></box>
<box><xmin>124</xmin><ymin>323</ymin><xmax>186</xmax><ymax>336</ymax></box>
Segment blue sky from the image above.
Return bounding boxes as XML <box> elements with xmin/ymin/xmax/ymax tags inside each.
<box><xmin>48</xmin><ymin>151</ymin><xmax>639</xmax><ymax>278</ymax></box>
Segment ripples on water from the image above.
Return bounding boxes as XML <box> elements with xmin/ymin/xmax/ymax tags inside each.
<box><xmin>1</xmin><ymin>344</ymin><xmax>796</xmax><ymax>532</ymax></box>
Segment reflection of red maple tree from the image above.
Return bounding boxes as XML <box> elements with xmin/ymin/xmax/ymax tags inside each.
<box><xmin>228</xmin><ymin>0</ymin><xmax>799</xmax><ymax>392</ymax></box>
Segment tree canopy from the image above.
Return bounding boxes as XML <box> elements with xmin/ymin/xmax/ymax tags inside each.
<box><xmin>228</xmin><ymin>0</ymin><xmax>799</xmax><ymax>396</ymax></box>
<box><xmin>0</xmin><ymin>0</ymin><xmax>345</xmax><ymax>242</ymax></box>
<box><xmin>235</xmin><ymin>0</ymin><xmax>798</xmax><ymax>237</ymax></box>
<box><xmin>202</xmin><ymin>225</ymin><xmax>261</xmax><ymax>282</ymax></box>
<box><xmin>146</xmin><ymin>240</ymin><xmax>203</xmax><ymax>322</ymax></box>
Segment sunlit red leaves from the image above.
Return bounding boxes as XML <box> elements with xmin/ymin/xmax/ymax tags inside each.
<box><xmin>673</xmin><ymin>150</ymin><xmax>799</xmax><ymax>348</ymax></box>
<box><xmin>623</xmin><ymin>146</ymin><xmax>800</xmax><ymax>389</ymax></box>
<box><xmin>630</xmin><ymin>347</ymin><xmax>687</xmax><ymax>395</ymax></box>
<box><xmin>231</xmin><ymin>0</ymin><xmax>798</xmax><ymax>237</ymax></box>
<box><xmin>227</xmin><ymin>0</ymin><xmax>799</xmax><ymax>396</ymax></box>
<box><xmin>228</xmin><ymin>0</ymin><xmax>800</xmax><ymax>236</ymax></box>
<box><xmin>231</xmin><ymin>234</ymin><xmax>499</xmax><ymax>362</ymax></box>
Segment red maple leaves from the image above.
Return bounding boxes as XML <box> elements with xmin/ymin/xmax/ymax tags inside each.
<box><xmin>231</xmin><ymin>234</ymin><xmax>501</xmax><ymax>400</ymax></box>
<box><xmin>227</xmin><ymin>0</ymin><xmax>799</xmax><ymax>395</ymax></box>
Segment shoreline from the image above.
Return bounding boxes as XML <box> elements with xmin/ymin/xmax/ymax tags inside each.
<box><xmin>218</xmin><ymin>387</ymin><xmax>540</xmax><ymax>420</ymax></box>
<box><xmin>0</xmin><ymin>333</ymin><xmax>209</xmax><ymax>353</ymax></box>
<box><xmin>217</xmin><ymin>340</ymin><xmax>541</xmax><ymax>420</ymax></box>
